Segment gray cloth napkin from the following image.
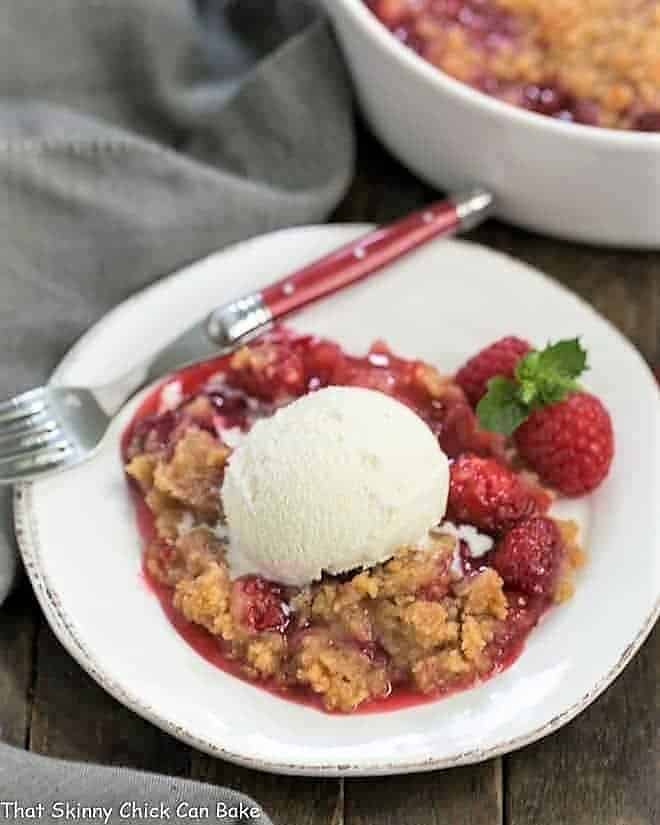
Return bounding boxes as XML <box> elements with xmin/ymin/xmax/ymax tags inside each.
<box><xmin>0</xmin><ymin>0</ymin><xmax>353</xmax><ymax>812</ymax></box>
<box><xmin>0</xmin><ymin>745</ymin><xmax>272</xmax><ymax>824</ymax></box>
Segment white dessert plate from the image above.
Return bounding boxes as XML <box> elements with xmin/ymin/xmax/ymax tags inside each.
<box><xmin>14</xmin><ymin>226</ymin><xmax>660</xmax><ymax>776</ymax></box>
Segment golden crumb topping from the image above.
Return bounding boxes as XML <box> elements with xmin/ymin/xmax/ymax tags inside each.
<box><xmin>495</xmin><ymin>0</ymin><xmax>660</xmax><ymax>126</ymax></box>
<box><xmin>373</xmin><ymin>0</ymin><xmax>660</xmax><ymax>129</ymax></box>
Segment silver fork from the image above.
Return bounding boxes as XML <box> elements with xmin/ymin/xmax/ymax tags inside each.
<box><xmin>0</xmin><ymin>302</ymin><xmax>259</xmax><ymax>485</ymax></box>
<box><xmin>0</xmin><ymin>189</ymin><xmax>493</xmax><ymax>484</ymax></box>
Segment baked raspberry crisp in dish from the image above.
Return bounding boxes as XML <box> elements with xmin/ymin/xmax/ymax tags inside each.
<box><xmin>123</xmin><ymin>329</ymin><xmax>613</xmax><ymax>713</ymax></box>
<box><xmin>365</xmin><ymin>0</ymin><xmax>660</xmax><ymax>131</ymax></box>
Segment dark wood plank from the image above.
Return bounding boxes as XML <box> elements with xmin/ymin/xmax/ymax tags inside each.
<box><xmin>506</xmin><ymin>623</ymin><xmax>659</xmax><ymax>825</ymax></box>
<box><xmin>0</xmin><ymin>581</ymin><xmax>39</xmax><ymax>748</ymax></box>
<box><xmin>346</xmin><ymin>763</ymin><xmax>502</xmax><ymax>825</ymax></box>
<box><xmin>188</xmin><ymin>756</ymin><xmax>343</xmax><ymax>825</ymax></box>
<box><xmin>28</xmin><ymin>622</ymin><xmax>191</xmax><ymax>775</ymax></box>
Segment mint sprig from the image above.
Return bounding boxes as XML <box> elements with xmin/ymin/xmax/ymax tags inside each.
<box><xmin>476</xmin><ymin>338</ymin><xmax>588</xmax><ymax>436</ymax></box>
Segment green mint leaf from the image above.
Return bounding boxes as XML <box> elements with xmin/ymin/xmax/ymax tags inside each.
<box><xmin>475</xmin><ymin>337</ymin><xmax>589</xmax><ymax>436</ymax></box>
<box><xmin>476</xmin><ymin>377</ymin><xmax>529</xmax><ymax>436</ymax></box>
<box><xmin>514</xmin><ymin>338</ymin><xmax>588</xmax><ymax>408</ymax></box>
<box><xmin>537</xmin><ymin>338</ymin><xmax>588</xmax><ymax>381</ymax></box>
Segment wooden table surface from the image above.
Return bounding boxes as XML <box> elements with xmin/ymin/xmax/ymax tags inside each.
<box><xmin>1</xmin><ymin>121</ymin><xmax>658</xmax><ymax>825</ymax></box>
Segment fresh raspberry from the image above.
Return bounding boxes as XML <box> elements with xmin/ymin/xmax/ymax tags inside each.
<box><xmin>231</xmin><ymin>576</ymin><xmax>290</xmax><ymax>633</ymax></box>
<box><xmin>455</xmin><ymin>336</ymin><xmax>531</xmax><ymax>406</ymax></box>
<box><xmin>490</xmin><ymin>516</ymin><xmax>564</xmax><ymax>599</ymax></box>
<box><xmin>514</xmin><ymin>392</ymin><xmax>614</xmax><ymax>495</ymax></box>
<box><xmin>447</xmin><ymin>454</ymin><xmax>551</xmax><ymax>534</ymax></box>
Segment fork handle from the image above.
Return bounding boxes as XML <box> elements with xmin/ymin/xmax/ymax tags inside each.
<box><xmin>206</xmin><ymin>188</ymin><xmax>494</xmax><ymax>348</ymax></box>
<box><xmin>88</xmin><ymin>189</ymin><xmax>493</xmax><ymax>416</ymax></box>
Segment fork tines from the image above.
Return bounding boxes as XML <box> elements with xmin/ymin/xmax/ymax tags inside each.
<box><xmin>0</xmin><ymin>388</ymin><xmax>74</xmax><ymax>478</ymax></box>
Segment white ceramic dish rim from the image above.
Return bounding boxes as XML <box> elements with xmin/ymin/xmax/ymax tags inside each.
<box><xmin>12</xmin><ymin>226</ymin><xmax>660</xmax><ymax>776</ymax></box>
<box><xmin>15</xmin><ymin>511</ymin><xmax>659</xmax><ymax>776</ymax></box>
<box><xmin>333</xmin><ymin>0</ymin><xmax>660</xmax><ymax>148</ymax></box>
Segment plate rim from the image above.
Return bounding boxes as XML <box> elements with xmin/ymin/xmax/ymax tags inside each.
<box><xmin>13</xmin><ymin>224</ymin><xmax>660</xmax><ymax>776</ymax></box>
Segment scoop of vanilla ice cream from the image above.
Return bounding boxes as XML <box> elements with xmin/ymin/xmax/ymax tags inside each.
<box><xmin>221</xmin><ymin>386</ymin><xmax>449</xmax><ymax>586</ymax></box>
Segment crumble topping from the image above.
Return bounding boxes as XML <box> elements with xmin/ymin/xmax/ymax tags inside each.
<box><xmin>368</xmin><ymin>0</ymin><xmax>660</xmax><ymax>130</ymax></box>
<box><xmin>133</xmin><ymin>417</ymin><xmax>582</xmax><ymax>712</ymax></box>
